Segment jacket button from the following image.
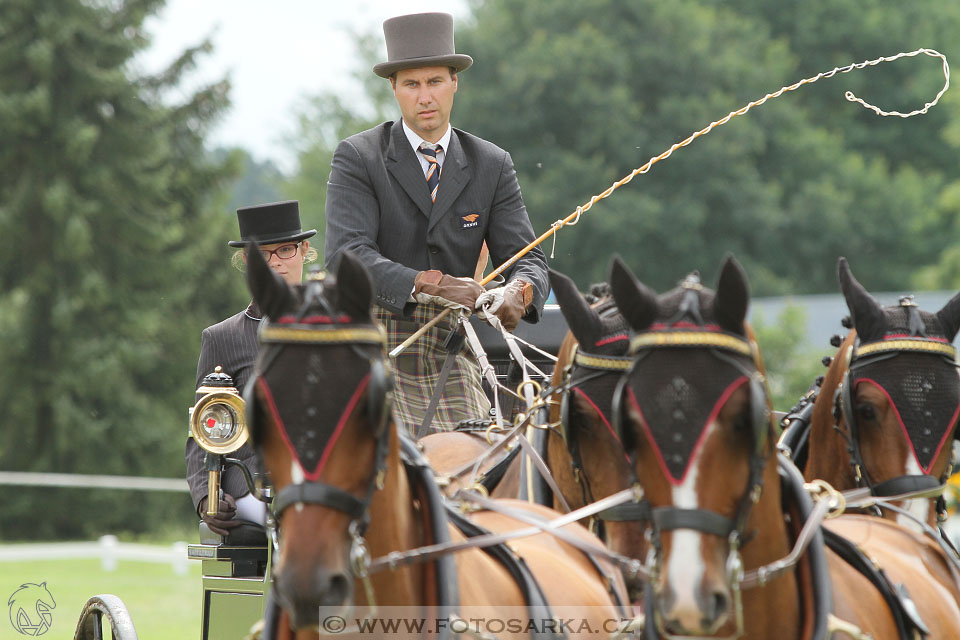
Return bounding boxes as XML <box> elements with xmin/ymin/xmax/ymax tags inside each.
<box><xmin>429</xmin><ymin>246</ymin><xmax>439</xmax><ymax>254</ymax></box>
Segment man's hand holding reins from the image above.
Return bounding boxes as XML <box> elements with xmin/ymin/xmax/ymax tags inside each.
<box><xmin>476</xmin><ymin>278</ymin><xmax>533</xmax><ymax>332</ymax></box>
<box><xmin>413</xmin><ymin>269</ymin><xmax>484</xmax><ymax>313</ymax></box>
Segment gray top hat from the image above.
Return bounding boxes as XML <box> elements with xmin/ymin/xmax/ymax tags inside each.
<box><xmin>373</xmin><ymin>12</ymin><xmax>473</xmax><ymax>78</ymax></box>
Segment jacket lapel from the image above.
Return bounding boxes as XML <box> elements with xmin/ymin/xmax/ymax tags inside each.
<box><xmin>386</xmin><ymin>123</ymin><xmax>433</xmax><ymax>218</ymax></box>
<box><xmin>428</xmin><ymin>129</ymin><xmax>471</xmax><ymax>232</ymax></box>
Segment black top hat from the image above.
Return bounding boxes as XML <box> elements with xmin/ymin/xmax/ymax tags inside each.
<box><xmin>373</xmin><ymin>12</ymin><xmax>473</xmax><ymax>79</ymax></box>
<box><xmin>228</xmin><ymin>200</ymin><xmax>317</xmax><ymax>247</ymax></box>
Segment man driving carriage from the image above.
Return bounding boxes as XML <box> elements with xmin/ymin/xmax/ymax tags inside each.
<box><xmin>324</xmin><ymin>11</ymin><xmax>549</xmax><ymax>434</ymax></box>
<box><xmin>185</xmin><ymin>200</ymin><xmax>317</xmax><ymax>537</ymax></box>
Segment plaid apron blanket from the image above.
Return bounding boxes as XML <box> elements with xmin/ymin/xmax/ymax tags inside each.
<box><xmin>375</xmin><ymin>302</ymin><xmax>491</xmax><ymax>436</ymax></box>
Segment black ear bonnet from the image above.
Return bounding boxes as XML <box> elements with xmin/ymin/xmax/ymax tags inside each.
<box><xmin>839</xmin><ymin>297</ymin><xmax>960</xmax><ymax>474</ymax></box>
<box><xmin>610</xmin><ymin>274</ymin><xmax>770</xmax><ymax>484</ymax></box>
<box><xmin>245</xmin><ymin>273</ymin><xmax>392</xmax><ymax>481</ymax></box>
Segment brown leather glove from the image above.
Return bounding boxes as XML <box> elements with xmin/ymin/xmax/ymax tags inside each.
<box><xmin>476</xmin><ymin>279</ymin><xmax>533</xmax><ymax>331</ymax></box>
<box><xmin>413</xmin><ymin>270</ymin><xmax>484</xmax><ymax>313</ymax></box>
<box><xmin>198</xmin><ymin>493</ymin><xmax>242</xmax><ymax>536</ymax></box>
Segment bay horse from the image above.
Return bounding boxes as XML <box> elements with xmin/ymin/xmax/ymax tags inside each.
<box><xmin>794</xmin><ymin>257</ymin><xmax>960</xmax><ymax>533</ymax></box>
<box><xmin>243</xmin><ymin>246</ymin><xmax>632</xmax><ymax>638</ymax></box>
<box><xmin>422</xmin><ymin>272</ymin><xmax>649</xmax><ymax>602</ymax></box>
<box><xmin>608</xmin><ymin>254</ymin><xmax>960</xmax><ymax>639</ymax></box>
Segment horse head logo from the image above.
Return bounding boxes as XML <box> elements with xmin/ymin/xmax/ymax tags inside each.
<box><xmin>7</xmin><ymin>582</ymin><xmax>56</xmax><ymax>636</ymax></box>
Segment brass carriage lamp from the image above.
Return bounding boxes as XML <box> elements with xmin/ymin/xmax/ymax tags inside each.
<box><xmin>189</xmin><ymin>366</ymin><xmax>249</xmax><ymax>516</ymax></box>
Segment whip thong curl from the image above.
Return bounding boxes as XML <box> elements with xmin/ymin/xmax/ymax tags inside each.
<box><xmin>390</xmin><ymin>47</ymin><xmax>950</xmax><ymax>358</ymax></box>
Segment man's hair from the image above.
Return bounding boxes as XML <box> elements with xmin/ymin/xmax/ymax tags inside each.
<box><xmin>389</xmin><ymin>67</ymin><xmax>458</xmax><ymax>86</ymax></box>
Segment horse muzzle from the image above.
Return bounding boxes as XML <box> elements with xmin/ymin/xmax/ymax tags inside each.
<box><xmin>273</xmin><ymin>564</ymin><xmax>353</xmax><ymax>630</ymax></box>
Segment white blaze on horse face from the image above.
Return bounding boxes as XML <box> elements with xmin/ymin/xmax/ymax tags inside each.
<box><xmin>897</xmin><ymin>455</ymin><xmax>930</xmax><ymax>532</ymax></box>
<box><xmin>290</xmin><ymin>461</ymin><xmax>306</xmax><ymax>513</ymax></box>
<box><xmin>662</xmin><ymin>421</ymin><xmax>716</xmax><ymax>629</ymax></box>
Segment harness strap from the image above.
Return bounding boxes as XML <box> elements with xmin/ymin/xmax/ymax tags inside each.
<box><xmin>822</xmin><ymin>527</ymin><xmax>924</xmax><ymax>639</ymax></box>
<box><xmin>397</xmin><ymin>435</ymin><xmax>460</xmax><ymax>640</ymax></box>
<box><xmin>515</xmin><ymin>430</ymin><xmax>572</xmax><ymax>512</ymax></box>
<box><xmin>652</xmin><ymin>507</ymin><xmax>734</xmax><ymax>538</ymax></box>
<box><xmin>458</xmin><ymin>490</ymin><xmax>634</xmax><ymax>619</ymax></box>
<box><xmin>597</xmin><ymin>501</ymin><xmax>650</xmax><ymax>522</ymax></box>
<box><xmin>272</xmin><ymin>482</ymin><xmax>366</xmax><ymax>520</ymax></box>
<box><xmin>461</xmin><ymin>317</ymin><xmax>504</xmax><ymax>431</ymax></box>
<box><xmin>416</xmin><ymin>347</ymin><xmax>460</xmax><ymax>438</ymax></box>
<box><xmin>366</xmin><ymin>488</ymin><xmax>646</xmax><ymax>576</ymax></box>
<box><xmin>445</xmin><ymin>507</ymin><xmax>567</xmax><ymax>640</ymax></box>
<box><xmin>871</xmin><ymin>473</ymin><xmax>942</xmax><ymax>498</ymax></box>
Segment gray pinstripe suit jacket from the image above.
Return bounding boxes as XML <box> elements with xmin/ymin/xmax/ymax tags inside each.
<box><xmin>184</xmin><ymin>303</ymin><xmax>261</xmax><ymax>512</ymax></box>
<box><xmin>324</xmin><ymin>121</ymin><xmax>548</xmax><ymax>321</ymax></box>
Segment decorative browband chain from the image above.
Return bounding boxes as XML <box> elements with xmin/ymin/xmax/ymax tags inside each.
<box><xmin>573</xmin><ymin>350</ymin><xmax>634</xmax><ymax>371</ymax></box>
<box><xmin>856</xmin><ymin>338</ymin><xmax>957</xmax><ymax>360</ymax></box>
<box><xmin>629</xmin><ymin>330</ymin><xmax>753</xmax><ymax>357</ymax></box>
<box><xmin>259</xmin><ymin>324</ymin><xmax>386</xmax><ymax>346</ymax></box>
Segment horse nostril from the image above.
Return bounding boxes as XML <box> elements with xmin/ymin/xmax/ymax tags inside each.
<box><xmin>321</xmin><ymin>572</ymin><xmax>351</xmax><ymax>607</ymax></box>
<box><xmin>702</xmin><ymin>588</ymin><xmax>730</xmax><ymax>627</ymax></box>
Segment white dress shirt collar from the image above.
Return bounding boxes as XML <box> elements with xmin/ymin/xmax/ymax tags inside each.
<box><xmin>401</xmin><ymin>120</ymin><xmax>452</xmax><ymax>176</ymax></box>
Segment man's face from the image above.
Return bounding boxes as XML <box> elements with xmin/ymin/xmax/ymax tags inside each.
<box><xmin>391</xmin><ymin>66</ymin><xmax>458</xmax><ymax>143</ymax></box>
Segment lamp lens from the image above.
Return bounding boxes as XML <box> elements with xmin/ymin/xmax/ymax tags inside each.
<box><xmin>199</xmin><ymin>404</ymin><xmax>239</xmax><ymax>442</ymax></box>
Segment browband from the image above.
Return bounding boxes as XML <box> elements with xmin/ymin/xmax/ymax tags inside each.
<box><xmin>573</xmin><ymin>350</ymin><xmax>634</xmax><ymax>371</ymax></box>
<box><xmin>855</xmin><ymin>338</ymin><xmax>957</xmax><ymax>360</ymax></box>
<box><xmin>629</xmin><ymin>330</ymin><xmax>753</xmax><ymax>357</ymax></box>
<box><xmin>259</xmin><ymin>324</ymin><xmax>385</xmax><ymax>346</ymax></box>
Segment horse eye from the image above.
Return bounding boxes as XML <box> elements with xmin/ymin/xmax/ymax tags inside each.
<box><xmin>855</xmin><ymin>403</ymin><xmax>877</xmax><ymax>422</ymax></box>
<box><xmin>732</xmin><ymin>409</ymin><xmax>752</xmax><ymax>437</ymax></box>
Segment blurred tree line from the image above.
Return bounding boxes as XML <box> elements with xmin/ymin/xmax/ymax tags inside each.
<box><xmin>3</xmin><ymin>0</ymin><xmax>960</xmax><ymax>538</ymax></box>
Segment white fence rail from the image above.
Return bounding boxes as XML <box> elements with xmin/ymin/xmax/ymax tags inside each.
<box><xmin>0</xmin><ymin>535</ymin><xmax>191</xmax><ymax>575</ymax></box>
<box><xmin>0</xmin><ymin>471</ymin><xmax>188</xmax><ymax>492</ymax></box>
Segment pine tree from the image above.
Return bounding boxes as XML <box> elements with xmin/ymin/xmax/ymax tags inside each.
<box><xmin>0</xmin><ymin>0</ymin><xmax>240</xmax><ymax>538</ymax></box>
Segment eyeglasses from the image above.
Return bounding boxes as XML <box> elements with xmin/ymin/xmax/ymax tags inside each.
<box><xmin>260</xmin><ymin>243</ymin><xmax>300</xmax><ymax>261</ymax></box>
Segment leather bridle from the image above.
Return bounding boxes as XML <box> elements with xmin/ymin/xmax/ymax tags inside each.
<box><xmin>558</xmin><ymin>346</ymin><xmax>649</xmax><ymax>528</ymax></box>
<box><xmin>834</xmin><ymin>336</ymin><xmax>959</xmax><ymax>505</ymax></box>
<box><xmin>248</xmin><ymin>280</ymin><xmax>392</xmax><ymax>537</ymax></box>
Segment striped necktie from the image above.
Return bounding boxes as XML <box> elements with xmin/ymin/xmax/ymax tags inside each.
<box><xmin>419</xmin><ymin>144</ymin><xmax>442</xmax><ymax>202</ymax></box>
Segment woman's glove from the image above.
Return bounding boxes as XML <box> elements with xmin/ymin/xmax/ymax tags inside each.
<box><xmin>198</xmin><ymin>493</ymin><xmax>242</xmax><ymax>536</ymax></box>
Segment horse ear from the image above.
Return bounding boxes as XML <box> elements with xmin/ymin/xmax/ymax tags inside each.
<box><xmin>609</xmin><ymin>256</ymin><xmax>659</xmax><ymax>331</ymax></box>
<box><xmin>837</xmin><ymin>257</ymin><xmax>885</xmax><ymax>341</ymax></box>
<box><xmin>936</xmin><ymin>290</ymin><xmax>960</xmax><ymax>342</ymax></box>
<box><xmin>549</xmin><ymin>269</ymin><xmax>603</xmax><ymax>345</ymax></box>
<box><xmin>714</xmin><ymin>255</ymin><xmax>750</xmax><ymax>335</ymax></box>
<box><xmin>246</xmin><ymin>243</ymin><xmax>295</xmax><ymax>320</ymax></box>
<box><xmin>334</xmin><ymin>250</ymin><xmax>374</xmax><ymax>319</ymax></box>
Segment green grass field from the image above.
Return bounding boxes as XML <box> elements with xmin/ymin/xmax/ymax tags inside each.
<box><xmin>2</xmin><ymin>556</ymin><xmax>202</xmax><ymax>639</ymax></box>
